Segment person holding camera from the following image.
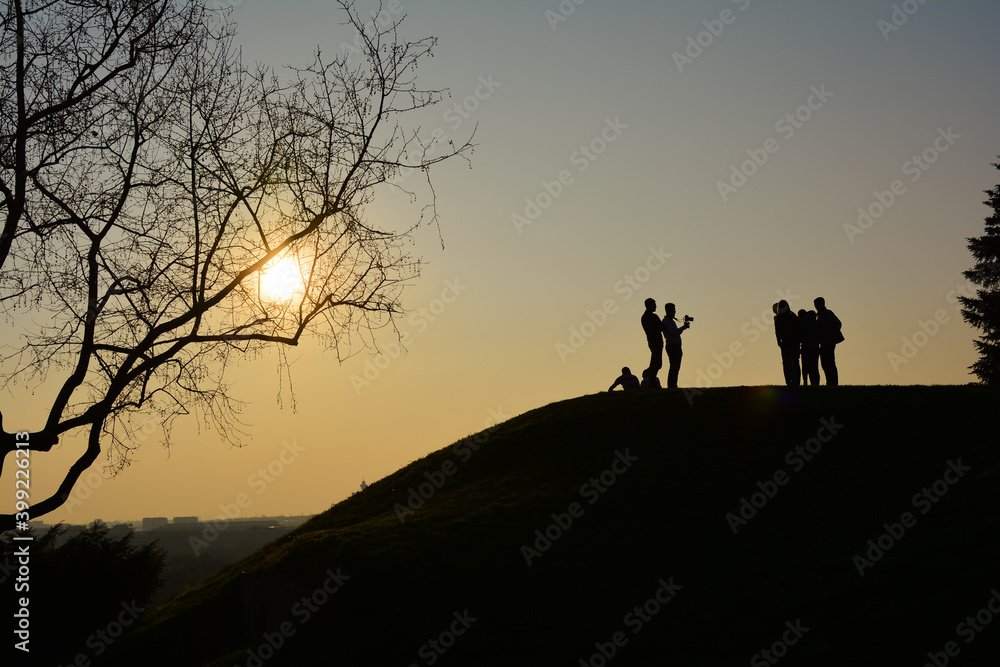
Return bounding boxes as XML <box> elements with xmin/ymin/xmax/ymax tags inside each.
<box><xmin>661</xmin><ymin>302</ymin><xmax>691</xmax><ymax>389</ymax></box>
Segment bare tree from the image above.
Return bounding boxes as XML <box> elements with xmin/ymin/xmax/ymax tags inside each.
<box><xmin>0</xmin><ymin>0</ymin><xmax>472</xmax><ymax>522</ymax></box>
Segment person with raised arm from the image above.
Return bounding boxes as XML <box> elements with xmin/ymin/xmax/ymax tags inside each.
<box><xmin>661</xmin><ymin>302</ymin><xmax>690</xmax><ymax>389</ymax></box>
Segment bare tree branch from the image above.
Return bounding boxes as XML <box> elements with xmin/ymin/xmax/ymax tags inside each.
<box><xmin>0</xmin><ymin>0</ymin><xmax>474</xmax><ymax>522</ymax></box>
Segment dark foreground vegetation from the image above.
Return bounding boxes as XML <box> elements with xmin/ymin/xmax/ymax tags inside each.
<box><xmin>65</xmin><ymin>386</ymin><xmax>1000</xmax><ymax>664</ymax></box>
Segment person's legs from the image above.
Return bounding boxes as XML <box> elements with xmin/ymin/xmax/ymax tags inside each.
<box><xmin>781</xmin><ymin>345</ymin><xmax>801</xmax><ymax>386</ymax></box>
<box><xmin>666</xmin><ymin>343</ymin><xmax>682</xmax><ymax>388</ymax></box>
<box><xmin>648</xmin><ymin>340</ymin><xmax>663</xmax><ymax>377</ymax></box>
<box><xmin>819</xmin><ymin>344</ymin><xmax>839</xmax><ymax>385</ymax></box>
<box><xmin>827</xmin><ymin>344</ymin><xmax>838</xmax><ymax>385</ymax></box>
<box><xmin>803</xmin><ymin>347</ymin><xmax>820</xmax><ymax>385</ymax></box>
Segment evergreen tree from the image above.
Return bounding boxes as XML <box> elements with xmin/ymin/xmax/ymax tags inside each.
<box><xmin>959</xmin><ymin>159</ymin><xmax>1000</xmax><ymax>385</ymax></box>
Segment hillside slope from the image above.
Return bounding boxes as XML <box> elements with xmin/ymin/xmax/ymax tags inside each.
<box><xmin>105</xmin><ymin>386</ymin><xmax>1000</xmax><ymax>666</ymax></box>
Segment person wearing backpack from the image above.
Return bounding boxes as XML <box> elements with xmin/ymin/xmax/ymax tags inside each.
<box><xmin>814</xmin><ymin>296</ymin><xmax>844</xmax><ymax>385</ymax></box>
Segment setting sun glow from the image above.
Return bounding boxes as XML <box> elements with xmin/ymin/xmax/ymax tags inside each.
<box><xmin>259</xmin><ymin>255</ymin><xmax>304</xmax><ymax>302</ymax></box>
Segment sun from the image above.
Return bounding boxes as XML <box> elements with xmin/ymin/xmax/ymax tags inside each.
<box><xmin>259</xmin><ymin>255</ymin><xmax>304</xmax><ymax>302</ymax></box>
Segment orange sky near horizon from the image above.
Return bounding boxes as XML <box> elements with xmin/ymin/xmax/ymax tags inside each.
<box><xmin>3</xmin><ymin>0</ymin><xmax>1000</xmax><ymax>527</ymax></box>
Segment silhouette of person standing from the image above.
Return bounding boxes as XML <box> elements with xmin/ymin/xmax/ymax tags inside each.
<box><xmin>609</xmin><ymin>367</ymin><xmax>640</xmax><ymax>392</ymax></box>
<box><xmin>773</xmin><ymin>300</ymin><xmax>801</xmax><ymax>386</ymax></box>
<box><xmin>798</xmin><ymin>309</ymin><xmax>821</xmax><ymax>386</ymax></box>
<box><xmin>642</xmin><ymin>298</ymin><xmax>663</xmax><ymax>379</ymax></box>
<box><xmin>661</xmin><ymin>302</ymin><xmax>690</xmax><ymax>389</ymax></box>
<box><xmin>814</xmin><ymin>297</ymin><xmax>844</xmax><ymax>385</ymax></box>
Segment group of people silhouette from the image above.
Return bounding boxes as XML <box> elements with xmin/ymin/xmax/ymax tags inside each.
<box><xmin>609</xmin><ymin>296</ymin><xmax>844</xmax><ymax>391</ymax></box>
<box><xmin>774</xmin><ymin>296</ymin><xmax>844</xmax><ymax>386</ymax></box>
<box><xmin>609</xmin><ymin>298</ymin><xmax>690</xmax><ymax>391</ymax></box>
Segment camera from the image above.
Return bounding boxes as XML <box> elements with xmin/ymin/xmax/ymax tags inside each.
<box><xmin>683</xmin><ymin>315</ymin><xmax>694</xmax><ymax>324</ymax></box>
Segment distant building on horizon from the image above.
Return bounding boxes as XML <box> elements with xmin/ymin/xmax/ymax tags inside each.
<box><xmin>126</xmin><ymin>514</ymin><xmax>313</xmax><ymax>532</ymax></box>
<box><xmin>141</xmin><ymin>517</ymin><xmax>168</xmax><ymax>531</ymax></box>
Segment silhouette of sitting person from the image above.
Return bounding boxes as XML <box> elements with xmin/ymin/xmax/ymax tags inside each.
<box><xmin>609</xmin><ymin>367</ymin><xmax>640</xmax><ymax>392</ymax></box>
<box><xmin>798</xmin><ymin>309</ymin><xmax>820</xmax><ymax>386</ymax></box>
<box><xmin>815</xmin><ymin>296</ymin><xmax>844</xmax><ymax>385</ymax></box>
<box><xmin>661</xmin><ymin>302</ymin><xmax>690</xmax><ymax>389</ymax></box>
<box><xmin>641</xmin><ymin>298</ymin><xmax>663</xmax><ymax>379</ymax></box>
<box><xmin>773</xmin><ymin>299</ymin><xmax>801</xmax><ymax>386</ymax></box>
<box><xmin>640</xmin><ymin>368</ymin><xmax>662</xmax><ymax>389</ymax></box>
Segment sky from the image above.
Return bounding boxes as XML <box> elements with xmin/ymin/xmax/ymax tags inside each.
<box><xmin>5</xmin><ymin>0</ymin><xmax>1000</xmax><ymax>527</ymax></box>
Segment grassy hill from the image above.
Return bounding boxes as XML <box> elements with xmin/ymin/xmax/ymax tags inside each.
<box><xmin>104</xmin><ymin>385</ymin><xmax>1000</xmax><ymax>666</ymax></box>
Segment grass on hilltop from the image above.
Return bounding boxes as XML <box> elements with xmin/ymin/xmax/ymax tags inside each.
<box><xmin>98</xmin><ymin>385</ymin><xmax>999</xmax><ymax>666</ymax></box>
